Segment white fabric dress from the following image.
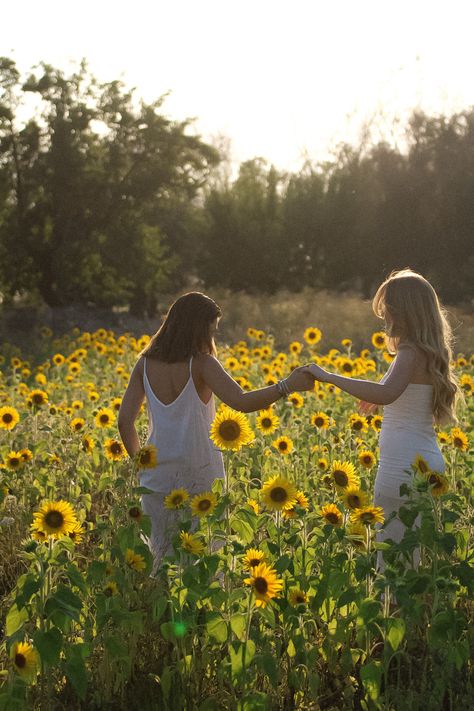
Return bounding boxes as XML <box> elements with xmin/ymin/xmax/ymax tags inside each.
<box><xmin>374</xmin><ymin>383</ymin><xmax>445</xmax><ymax>570</ymax></box>
<box><xmin>140</xmin><ymin>356</ymin><xmax>225</xmax><ymax>568</ymax></box>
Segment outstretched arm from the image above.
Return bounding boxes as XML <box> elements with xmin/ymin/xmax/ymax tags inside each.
<box><xmin>199</xmin><ymin>354</ymin><xmax>314</xmax><ymax>413</ymax></box>
<box><xmin>304</xmin><ymin>346</ymin><xmax>416</xmax><ymax>405</ymax></box>
<box><xmin>118</xmin><ymin>358</ymin><xmax>145</xmax><ymax>457</ymax></box>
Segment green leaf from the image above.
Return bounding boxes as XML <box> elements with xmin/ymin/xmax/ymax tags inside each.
<box><xmin>64</xmin><ymin>645</ymin><xmax>88</xmax><ymax>700</ymax></box>
<box><xmin>33</xmin><ymin>628</ymin><xmax>62</xmax><ymax>666</ymax></box>
<box><xmin>206</xmin><ymin>613</ymin><xmax>228</xmax><ymax>643</ymax></box>
<box><xmin>230</xmin><ymin>640</ymin><xmax>255</xmax><ymax>679</ymax></box>
<box><xmin>6</xmin><ymin>604</ymin><xmax>28</xmax><ymax>637</ymax></box>
<box><xmin>360</xmin><ymin>660</ymin><xmax>382</xmax><ymax>701</ymax></box>
<box><xmin>230</xmin><ymin>613</ymin><xmax>246</xmax><ymax>640</ymax></box>
<box><xmin>229</xmin><ymin>516</ymin><xmax>254</xmax><ymax>544</ymax></box>
<box><xmin>255</xmin><ymin>652</ymin><xmax>278</xmax><ymax>686</ymax></box>
<box><xmin>386</xmin><ymin>618</ymin><xmax>405</xmax><ymax>651</ymax></box>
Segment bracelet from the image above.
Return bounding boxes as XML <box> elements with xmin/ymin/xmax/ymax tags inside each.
<box><xmin>277</xmin><ymin>378</ymin><xmax>291</xmax><ymax>397</ymax></box>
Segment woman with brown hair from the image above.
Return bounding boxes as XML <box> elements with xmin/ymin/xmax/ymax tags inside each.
<box><xmin>118</xmin><ymin>291</ymin><xmax>313</xmax><ymax>569</ymax></box>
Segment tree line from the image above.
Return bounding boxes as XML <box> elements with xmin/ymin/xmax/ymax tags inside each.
<box><xmin>0</xmin><ymin>58</ymin><xmax>473</xmax><ymax>317</ymax></box>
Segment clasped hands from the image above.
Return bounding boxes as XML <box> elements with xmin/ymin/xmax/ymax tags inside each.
<box><xmin>285</xmin><ymin>363</ymin><xmax>379</xmax><ymax>414</ymax></box>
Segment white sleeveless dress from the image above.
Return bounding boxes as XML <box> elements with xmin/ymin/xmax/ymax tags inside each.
<box><xmin>374</xmin><ymin>383</ymin><xmax>445</xmax><ymax>569</ymax></box>
<box><xmin>140</xmin><ymin>356</ymin><xmax>225</xmax><ymax>567</ymax></box>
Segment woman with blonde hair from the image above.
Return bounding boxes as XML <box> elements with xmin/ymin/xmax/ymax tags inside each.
<box><xmin>118</xmin><ymin>291</ymin><xmax>314</xmax><ymax>571</ymax></box>
<box><xmin>304</xmin><ymin>268</ymin><xmax>461</xmax><ymax>570</ymax></box>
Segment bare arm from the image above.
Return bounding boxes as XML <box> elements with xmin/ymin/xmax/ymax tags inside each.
<box><xmin>118</xmin><ymin>358</ymin><xmax>145</xmax><ymax>457</ymax></box>
<box><xmin>305</xmin><ymin>346</ymin><xmax>417</xmax><ymax>405</ymax></box>
<box><xmin>199</xmin><ymin>355</ymin><xmax>314</xmax><ymax>413</ymax></box>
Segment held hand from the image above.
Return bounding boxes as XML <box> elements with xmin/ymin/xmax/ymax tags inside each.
<box><xmin>285</xmin><ymin>366</ymin><xmax>315</xmax><ymax>392</ymax></box>
<box><xmin>358</xmin><ymin>400</ymin><xmax>379</xmax><ymax>415</ymax></box>
<box><xmin>301</xmin><ymin>363</ymin><xmax>331</xmax><ymax>383</ymax></box>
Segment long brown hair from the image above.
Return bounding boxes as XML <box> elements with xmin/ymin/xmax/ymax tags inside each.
<box><xmin>139</xmin><ymin>292</ymin><xmax>221</xmax><ymax>362</ymax></box>
<box><xmin>372</xmin><ymin>269</ymin><xmax>461</xmax><ymax>424</ymax></box>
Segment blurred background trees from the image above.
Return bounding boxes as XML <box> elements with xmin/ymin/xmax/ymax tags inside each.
<box><xmin>1</xmin><ymin>57</ymin><xmax>473</xmax><ymax>317</ymax></box>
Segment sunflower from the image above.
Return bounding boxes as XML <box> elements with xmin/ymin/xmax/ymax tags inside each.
<box><xmin>31</xmin><ymin>500</ymin><xmax>78</xmax><ymax>538</ymax></box>
<box><xmin>70</xmin><ymin>417</ymin><xmax>86</xmax><ymax>433</ymax></box>
<box><xmin>350</xmin><ymin>506</ymin><xmax>385</xmax><ymax>526</ymax></box>
<box><xmin>191</xmin><ymin>492</ymin><xmax>217</xmax><ymax>517</ymax></box>
<box><xmin>0</xmin><ymin>406</ymin><xmax>20</xmax><ymax>431</ymax></box>
<box><xmin>4</xmin><ymin>451</ymin><xmax>23</xmax><ymax>470</ymax></box>
<box><xmin>247</xmin><ymin>498</ymin><xmax>260</xmax><ymax>514</ymax></box>
<box><xmin>164</xmin><ymin>488</ymin><xmax>189</xmax><ymax>509</ymax></box>
<box><xmin>180</xmin><ymin>531</ymin><xmax>205</xmax><ymax>555</ymax></box>
<box><xmin>94</xmin><ymin>407</ymin><xmax>116</xmax><ymax>428</ymax></box>
<box><xmin>137</xmin><ymin>444</ymin><xmax>158</xmax><ymax>469</ymax></box>
<box><xmin>437</xmin><ymin>431</ymin><xmax>451</xmax><ymax>445</ymax></box>
<box><xmin>29</xmin><ymin>389</ymin><xmax>48</xmax><ymax>407</ymax></box>
<box><xmin>330</xmin><ymin>460</ymin><xmax>360</xmax><ymax>491</ymax></box>
<box><xmin>371</xmin><ymin>332</ymin><xmax>386</xmax><ymax>349</ymax></box>
<box><xmin>317</xmin><ymin>457</ymin><xmax>328</xmax><ymax>471</ymax></box>
<box><xmin>256</xmin><ymin>408</ymin><xmax>280</xmax><ymax>435</ymax></box>
<box><xmin>104</xmin><ymin>439</ymin><xmax>126</xmax><ymax>461</ymax></box>
<box><xmin>68</xmin><ymin>521</ymin><xmax>85</xmax><ymax>544</ymax></box>
<box><xmin>19</xmin><ymin>448</ymin><xmax>33</xmax><ymax>463</ymax></box>
<box><xmin>31</xmin><ymin>529</ymin><xmax>48</xmax><ymax>543</ymax></box>
<box><xmin>311</xmin><ymin>411</ymin><xmax>330</xmax><ymax>429</ymax></box>
<box><xmin>272</xmin><ymin>436</ymin><xmax>294</xmax><ymax>455</ymax></box>
<box><xmin>81</xmin><ymin>435</ymin><xmax>95</xmax><ymax>453</ymax></box>
<box><xmin>412</xmin><ymin>454</ymin><xmax>430</xmax><ymax>475</ymax></box>
<box><xmin>341</xmin><ymin>338</ymin><xmax>352</xmax><ymax>348</ymax></box>
<box><xmin>225</xmin><ymin>356</ymin><xmax>240</xmax><ymax>371</ymax></box>
<box><xmin>11</xmin><ymin>642</ymin><xmax>39</xmax><ymax>682</ymax></box>
<box><xmin>288</xmin><ymin>392</ymin><xmax>304</xmax><ymax>408</ymax></box>
<box><xmin>424</xmin><ymin>471</ymin><xmax>450</xmax><ymax>497</ymax></box>
<box><xmin>450</xmin><ymin>427</ymin><xmax>468</xmax><ymax>452</ymax></box>
<box><xmin>52</xmin><ymin>354</ymin><xmax>65</xmax><ymax>366</ymax></box>
<box><xmin>261</xmin><ymin>475</ymin><xmax>298</xmax><ymax>511</ymax></box>
<box><xmin>125</xmin><ymin>548</ymin><xmax>146</xmax><ymax>571</ymax></box>
<box><xmin>282</xmin><ymin>490</ymin><xmax>309</xmax><ymax>519</ymax></box>
<box><xmin>340</xmin><ymin>486</ymin><xmax>368</xmax><ymax>511</ymax></box>
<box><xmin>383</xmin><ymin>352</ymin><xmax>396</xmax><ymax>364</ymax></box>
<box><xmin>244</xmin><ymin>561</ymin><xmax>283</xmax><ymax>607</ymax></box>
<box><xmin>304</xmin><ymin>327</ymin><xmax>322</xmax><ymax>346</ymax></box>
<box><xmin>371</xmin><ymin>415</ymin><xmax>383</xmax><ymax>432</ymax></box>
<box><xmin>128</xmin><ymin>505</ymin><xmax>143</xmax><ymax>522</ymax></box>
<box><xmin>242</xmin><ymin>548</ymin><xmax>266</xmax><ymax>570</ymax></box>
<box><xmin>289</xmin><ymin>341</ymin><xmax>303</xmax><ymax>355</ymax></box>
<box><xmin>210</xmin><ymin>406</ymin><xmax>254</xmax><ymax>451</ymax></box>
<box><xmin>103</xmin><ymin>581</ymin><xmax>119</xmax><ymax>597</ymax></box>
<box><xmin>348</xmin><ymin>413</ymin><xmax>369</xmax><ymax>434</ymax></box>
<box><xmin>346</xmin><ymin>522</ymin><xmax>368</xmax><ymax>549</ymax></box>
<box><xmin>358</xmin><ymin>450</ymin><xmax>376</xmax><ymax>468</ymax></box>
<box><xmin>110</xmin><ymin>397</ymin><xmax>122</xmax><ymax>412</ymax></box>
<box><xmin>289</xmin><ymin>588</ymin><xmax>309</xmax><ymax>606</ymax></box>
<box><xmin>320</xmin><ymin>503</ymin><xmax>343</xmax><ymax>526</ymax></box>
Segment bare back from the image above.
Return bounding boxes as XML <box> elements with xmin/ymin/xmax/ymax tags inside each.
<box><xmin>143</xmin><ymin>356</ymin><xmax>212</xmax><ymax>406</ymax></box>
<box><xmin>400</xmin><ymin>343</ymin><xmax>433</xmax><ymax>385</ymax></box>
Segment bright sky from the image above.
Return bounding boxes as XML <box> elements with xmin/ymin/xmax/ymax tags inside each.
<box><xmin>3</xmin><ymin>0</ymin><xmax>474</xmax><ymax>171</ymax></box>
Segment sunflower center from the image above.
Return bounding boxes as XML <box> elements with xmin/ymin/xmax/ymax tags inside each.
<box><xmin>363</xmin><ymin>456</ymin><xmax>372</xmax><ymax>464</ymax></box>
<box><xmin>347</xmin><ymin>495</ymin><xmax>360</xmax><ymax>508</ymax></box>
<box><xmin>172</xmin><ymin>495</ymin><xmax>183</xmax><ymax>506</ymax></box>
<box><xmin>261</xmin><ymin>418</ymin><xmax>272</xmax><ymax>428</ymax></box>
<box><xmin>33</xmin><ymin>395</ymin><xmax>44</xmax><ymax>404</ymax></box>
<box><xmin>129</xmin><ymin>507</ymin><xmax>141</xmax><ymax>518</ymax></box>
<box><xmin>74</xmin><ymin>422</ymin><xmax>83</xmax><ymax>430</ymax></box>
<box><xmin>198</xmin><ymin>499</ymin><xmax>211</xmax><ymax>511</ymax></box>
<box><xmin>44</xmin><ymin>510</ymin><xmax>64</xmax><ymax>529</ymax></box>
<box><xmin>296</xmin><ymin>594</ymin><xmax>305</xmax><ymax>602</ymax></box>
<box><xmin>250</xmin><ymin>558</ymin><xmax>260</xmax><ymax>566</ymax></box>
<box><xmin>111</xmin><ymin>443</ymin><xmax>122</xmax><ymax>455</ymax></box>
<box><xmin>453</xmin><ymin>437</ymin><xmax>462</xmax><ymax>447</ymax></box>
<box><xmin>270</xmin><ymin>486</ymin><xmax>287</xmax><ymax>502</ymax></box>
<box><xmin>314</xmin><ymin>417</ymin><xmax>324</xmax><ymax>427</ymax></box>
<box><xmin>333</xmin><ymin>470</ymin><xmax>348</xmax><ymax>487</ymax></box>
<box><xmin>3</xmin><ymin>413</ymin><xmax>13</xmax><ymax>423</ymax></box>
<box><xmin>100</xmin><ymin>414</ymin><xmax>109</xmax><ymax>424</ymax></box>
<box><xmin>15</xmin><ymin>653</ymin><xmax>26</xmax><ymax>669</ymax></box>
<box><xmin>278</xmin><ymin>442</ymin><xmax>288</xmax><ymax>451</ymax></box>
<box><xmin>326</xmin><ymin>512</ymin><xmax>340</xmax><ymax>524</ymax></box>
<box><xmin>352</xmin><ymin>421</ymin><xmax>363</xmax><ymax>430</ymax></box>
<box><xmin>254</xmin><ymin>577</ymin><xmax>268</xmax><ymax>594</ymax></box>
<box><xmin>219</xmin><ymin>421</ymin><xmax>241</xmax><ymax>441</ymax></box>
<box><xmin>360</xmin><ymin>512</ymin><xmax>374</xmax><ymax>524</ymax></box>
<box><xmin>418</xmin><ymin>460</ymin><xmax>429</xmax><ymax>473</ymax></box>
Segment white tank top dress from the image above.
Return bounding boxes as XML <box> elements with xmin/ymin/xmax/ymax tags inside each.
<box><xmin>374</xmin><ymin>384</ymin><xmax>445</xmax><ymax>500</ymax></box>
<box><xmin>140</xmin><ymin>356</ymin><xmax>225</xmax><ymax>494</ymax></box>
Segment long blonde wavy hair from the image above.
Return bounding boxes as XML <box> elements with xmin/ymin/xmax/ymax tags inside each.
<box><xmin>372</xmin><ymin>269</ymin><xmax>461</xmax><ymax>424</ymax></box>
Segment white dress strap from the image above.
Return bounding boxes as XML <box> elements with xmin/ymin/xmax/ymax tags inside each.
<box><xmin>189</xmin><ymin>355</ymin><xmax>193</xmax><ymax>375</ymax></box>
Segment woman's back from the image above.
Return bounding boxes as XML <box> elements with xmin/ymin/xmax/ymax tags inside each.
<box><xmin>141</xmin><ymin>356</ymin><xmax>225</xmax><ymax>493</ymax></box>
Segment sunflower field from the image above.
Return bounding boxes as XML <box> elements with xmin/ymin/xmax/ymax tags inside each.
<box><xmin>0</xmin><ymin>326</ymin><xmax>473</xmax><ymax>710</ymax></box>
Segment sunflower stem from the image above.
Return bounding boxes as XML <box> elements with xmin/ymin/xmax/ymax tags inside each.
<box><xmin>241</xmin><ymin>590</ymin><xmax>254</xmax><ymax>696</ymax></box>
